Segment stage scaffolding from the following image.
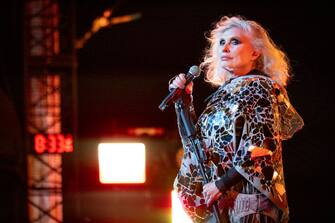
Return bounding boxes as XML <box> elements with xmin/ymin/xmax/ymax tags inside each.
<box><xmin>24</xmin><ymin>0</ymin><xmax>77</xmax><ymax>222</ymax></box>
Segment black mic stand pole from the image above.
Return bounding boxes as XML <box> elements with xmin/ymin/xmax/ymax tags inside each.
<box><xmin>175</xmin><ymin>99</ymin><xmax>223</xmax><ymax>223</ymax></box>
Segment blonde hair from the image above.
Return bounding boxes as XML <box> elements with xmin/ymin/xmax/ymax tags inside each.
<box><xmin>200</xmin><ymin>15</ymin><xmax>291</xmax><ymax>87</ymax></box>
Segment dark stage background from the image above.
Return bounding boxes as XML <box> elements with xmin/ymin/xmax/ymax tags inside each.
<box><xmin>1</xmin><ymin>0</ymin><xmax>333</xmax><ymax>222</ymax></box>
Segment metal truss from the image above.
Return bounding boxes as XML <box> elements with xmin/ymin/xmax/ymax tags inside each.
<box><xmin>24</xmin><ymin>0</ymin><xmax>76</xmax><ymax>222</ymax></box>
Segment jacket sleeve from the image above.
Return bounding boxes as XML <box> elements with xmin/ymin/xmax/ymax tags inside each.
<box><xmin>215</xmin><ymin>115</ymin><xmax>245</xmax><ymax>193</ymax></box>
<box><xmin>232</xmin><ymin>77</ymin><xmax>289</xmax><ymax>219</ymax></box>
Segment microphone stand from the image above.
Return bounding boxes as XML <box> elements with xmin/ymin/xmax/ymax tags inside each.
<box><xmin>174</xmin><ymin>99</ymin><xmax>223</xmax><ymax>223</ymax></box>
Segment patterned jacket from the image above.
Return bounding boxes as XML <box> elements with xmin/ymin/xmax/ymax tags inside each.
<box><xmin>173</xmin><ymin>73</ymin><xmax>304</xmax><ymax>222</ymax></box>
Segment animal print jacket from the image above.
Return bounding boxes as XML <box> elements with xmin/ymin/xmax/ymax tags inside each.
<box><xmin>173</xmin><ymin>73</ymin><xmax>304</xmax><ymax>222</ymax></box>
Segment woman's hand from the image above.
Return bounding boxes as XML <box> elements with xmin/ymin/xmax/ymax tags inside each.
<box><xmin>168</xmin><ymin>73</ymin><xmax>193</xmax><ymax>94</ymax></box>
<box><xmin>203</xmin><ymin>181</ymin><xmax>222</xmax><ymax>207</ymax></box>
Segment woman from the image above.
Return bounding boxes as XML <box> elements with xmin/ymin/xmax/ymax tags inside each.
<box><xmin>170</xmin><ymin>15</ymin><xmax>304</xmax><ymax>223</ymax></box>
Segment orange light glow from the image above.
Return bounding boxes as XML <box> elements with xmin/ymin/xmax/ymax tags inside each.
<box><xmin>127</xmin><ymin>127</ymin><xmax>165</xmax><ymax>137</ymax></box>
<box><xmin>171</xmin><ymin>190</ymin><xmax>192</xmax><ymax>223</ymax></box>
<box><xmin>98</xmin><ymin>143</ymin><xmax>146</xmax><ymax>184</ymax></box>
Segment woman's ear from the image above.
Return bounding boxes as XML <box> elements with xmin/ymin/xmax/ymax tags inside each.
<box><xmin>251</xmin><ymin>50</ymin><xmax>260</xmax><ymax>60</ymax></box>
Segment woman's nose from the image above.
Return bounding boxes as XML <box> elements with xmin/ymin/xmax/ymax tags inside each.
<box><xmin>223</xmin><ymin>43</ymin><xmax>230</xmax><ymax>52</ymax></box>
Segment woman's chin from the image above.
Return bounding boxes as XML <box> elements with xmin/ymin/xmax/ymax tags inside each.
<box><xmin>222</xmin><ymin>66</ymin><xmax>233</xmax><ymax>73</ymax></box>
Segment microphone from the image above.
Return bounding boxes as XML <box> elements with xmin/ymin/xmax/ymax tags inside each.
<box><xmin>158</xmin><ymin>65</ymin><xmax>201</xmax><ymax>111</ymax></box>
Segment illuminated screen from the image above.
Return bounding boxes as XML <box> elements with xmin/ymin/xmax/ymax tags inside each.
<box><xmin>98</xmin><ymin>143</ymin><xmax>146</xmax><ymax>184</ymax></box>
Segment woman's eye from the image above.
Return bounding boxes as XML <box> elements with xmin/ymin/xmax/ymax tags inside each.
<box><xmin>231</xmin><ymin>38</ymin><xmax>241</xmax><ymax>45</ymax></box>
<box><xmin>219</xmin><ymin>39</ymin><xmax>225</xmax><ymax>45</ymax></box>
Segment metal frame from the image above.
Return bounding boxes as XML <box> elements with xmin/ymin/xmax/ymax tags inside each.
<box><xmin>24</xmin><ymin>0</ymin><xmax>76</xmax><ymax>222</ymax></box>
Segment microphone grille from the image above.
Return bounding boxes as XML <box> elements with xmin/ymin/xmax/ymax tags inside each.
<box><xmin>189</xmin><ymin>65</ymin><xmax>201</xmax><ymax>77</ymax></box>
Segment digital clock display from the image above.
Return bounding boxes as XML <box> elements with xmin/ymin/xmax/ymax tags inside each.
<box><xmin>34</xmin><ymin>133</ymin><xmax>74</xmax><ymax>154</ymax></box>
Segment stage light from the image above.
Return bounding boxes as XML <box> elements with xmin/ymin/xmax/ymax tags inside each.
<box><xmin>171</xmin><ymin>190</ymin><xmax>192</xmax><ymax>223</ymax></box>
<box><xmin>98</xmin><ymin>143</ymin><xmax>146</xmax><ymax>184</ymax></box>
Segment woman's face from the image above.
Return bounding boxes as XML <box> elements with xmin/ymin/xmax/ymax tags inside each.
<box><xmin>216</xmin><ymin>27</ymin><xmax>259</xmax><ymax>76</ymax></box>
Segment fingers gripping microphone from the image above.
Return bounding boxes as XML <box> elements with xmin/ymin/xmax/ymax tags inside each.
<box><xmin>159</xmin><ymin>65</ymin><xmax>200</xmax><ymax>111</ymax></box>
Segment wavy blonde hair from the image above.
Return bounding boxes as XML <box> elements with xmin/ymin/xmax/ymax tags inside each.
<box><xmin>200</xmin><ymin>15</ymin><xmax>291</xmax><ymax>87</ymax></box>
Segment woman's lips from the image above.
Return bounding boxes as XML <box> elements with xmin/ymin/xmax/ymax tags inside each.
<box><xmin>221</xmin><ymin>56</ymin><xmax>232</xmax><ymax>61</ymax></box>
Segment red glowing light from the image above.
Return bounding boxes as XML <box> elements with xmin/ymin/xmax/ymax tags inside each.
<box><xmin>34</xmin><ymin>133</ymin><xmax>74</xmax><ymax>154</ymax></box>
<box><xmin>127</xmin><ymin>127</ymin><xmax>165</xmax><ymax>137</ymax></box>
